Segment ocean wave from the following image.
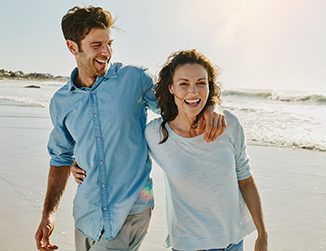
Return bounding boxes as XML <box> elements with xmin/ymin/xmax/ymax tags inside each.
<box><xmin>268</xmin><ymin>93</ymin><xmax>326</xmax><ymax>104</ymax></box>
<box><xmin>0</xmin><ymin>96</ymin><xmax>48</xmax><ymax>108</ymax></box>
<box><xmin>247</xmin><ymin>138</ymin><xmax>326</xmax><ymax>152</ymax></box>
<box><xmin>222</xmin><ymin>90</ymin><xmax>272</xmax><ymax>99</ymax></box>
<box><xmin>40</xmin><ymin>81</ymin><xmax>64</xmax><ymax>87</ymax></box>
<box><xmin>306</xmin><ymin>94</ymin><xmax>326</xmax><ymax>104</ymax></box>
<box><xmin>222</xmin><ymin>89</ymin><xmax>326</xmax><ymax>105</ymax></box>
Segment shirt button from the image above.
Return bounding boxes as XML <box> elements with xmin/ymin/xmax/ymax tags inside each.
<box><xmin>100</xmin><ymin>161</ymin><xmax>103</xmax><ymax>165</ymax></box>
<box><xmin>103</xmin><ymin>207</ymin><xmax>107</xmax><ymax>211</ymax></box>
<box><xmin>91</xmin><ymin>91</ymin><xmax>94</xmax><ymax>94</ymax></box>
<box><xmin>97</xmin><ymin>137</ymin><xmax>101</xmax><ymax>141</ymax></box>
<box><xmin>102</xmin><ymin>184</ymin><xmax>105</xmax><ymax>188</ymax></box>
<box><xmin>94</xmin><ymin>114</ymin><xmax>97</xmax><ymax>117</ymax></box>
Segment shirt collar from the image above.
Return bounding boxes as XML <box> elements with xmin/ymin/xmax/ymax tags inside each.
<box><xmin>68</xmin><ymin>63</ymin><xmax>118</xmax><ymax>92</ymax></box>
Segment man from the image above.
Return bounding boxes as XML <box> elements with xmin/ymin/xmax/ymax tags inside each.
<box><xmin>35</xmin><ymin>6</ymin><xmax>226</xmax><ymax>251</ymax></box>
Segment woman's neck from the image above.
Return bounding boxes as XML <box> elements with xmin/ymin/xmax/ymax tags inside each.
<box><xmin>168</xmin><ymin>113</ymin><xmax>203</xmax><ymax>138</ymax></box>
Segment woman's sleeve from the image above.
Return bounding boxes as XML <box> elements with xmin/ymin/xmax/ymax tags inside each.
<box><xmin>235</xmin><ymin>118</ymin><xmax>252</xmax><ymax>180</ymax></box>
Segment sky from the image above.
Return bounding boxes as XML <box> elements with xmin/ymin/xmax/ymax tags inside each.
<box><xmin>1</xmin><ymin>0</ymin><xmax>325</xmax><ymax>91</ymax></box>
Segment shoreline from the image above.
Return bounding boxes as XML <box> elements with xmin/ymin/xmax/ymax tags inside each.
<box><xmin>0</xmin><ymin>78</ymin><xmax>68</xmax><ymax>82</ymax></box>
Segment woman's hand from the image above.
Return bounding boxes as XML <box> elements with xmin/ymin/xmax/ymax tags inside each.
<box><xmin>255</xmin><ymin>233</ymin><xmax>268</xmax><ymax>251</ymax></box>
<box><xmin>239</xmin><ymin>176</ymin><xmax>268</xmax><ymax>251</ymax></box>
<box><xmin>71</xmin><ymin>162</ymin><xmax>86</xmax><ymax>184</ymax></box>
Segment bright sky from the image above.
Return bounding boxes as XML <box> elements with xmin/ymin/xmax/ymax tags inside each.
<box><xmin>1</xmin><ymin>0</ymin><xmax>325</xmax><ymax>91</ymax></box>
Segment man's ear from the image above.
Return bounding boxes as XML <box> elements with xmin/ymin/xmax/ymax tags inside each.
<box><xmin>66</xmin><ymin>40</ymin><xmax>79</xmax><ymax>56</ymax></box>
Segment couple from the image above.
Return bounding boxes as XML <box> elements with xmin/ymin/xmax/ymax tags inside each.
<box><xmin>35</xmin><ymin>5</ymin><xmax>268</xmax><ymax>251</ymax></box>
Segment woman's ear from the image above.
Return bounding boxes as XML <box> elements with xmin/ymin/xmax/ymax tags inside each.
<box><xmin>168</xmin><ymin>85</ymin><xmax>174</xmax><ymax>95</ymax></box>
<box><xmin>66</xmin><ymin>40</ymin><xmax>79</xmax><ymax>56</ymax></box>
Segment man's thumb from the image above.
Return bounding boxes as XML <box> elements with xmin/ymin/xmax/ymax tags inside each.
<box><xmin>42</xmin><ymin>231</ymin><xmax>49</xmax><ymax>247</ymax></box>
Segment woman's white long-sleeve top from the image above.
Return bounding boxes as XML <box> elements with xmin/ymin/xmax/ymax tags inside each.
<box><xmin>145</xmin><ymin>110</ymin><xmax>255</xmax><ymax>251</ymax></box>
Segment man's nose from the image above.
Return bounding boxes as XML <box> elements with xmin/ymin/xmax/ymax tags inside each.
<box><xmin>102</xmin><ymin>44</ymin><xmax>112</xmax><ymax>57</ymax></box>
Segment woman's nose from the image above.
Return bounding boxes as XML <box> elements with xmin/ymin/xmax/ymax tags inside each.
<box><xmin>189</xmin><ymin>85</ymin><xmax>198</xmax><ymax>95</ymax></box>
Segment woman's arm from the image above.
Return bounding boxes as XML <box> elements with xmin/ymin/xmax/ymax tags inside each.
<box><xmin>238</xmin><ymin>176</ymin><xmax>268</xmax><ymax>251</ymax></box>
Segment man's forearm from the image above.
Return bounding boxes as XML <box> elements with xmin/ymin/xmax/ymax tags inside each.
<box><xmin>42</xmin><ymin>165</ymin><xmax>71</xmax><ymax>217</ymax></box>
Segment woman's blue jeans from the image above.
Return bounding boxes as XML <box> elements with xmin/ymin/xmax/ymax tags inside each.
<box><xmin>172</xmin><ymin>239</ymin><xmax>244</xmax><ymax>251</ymax></box>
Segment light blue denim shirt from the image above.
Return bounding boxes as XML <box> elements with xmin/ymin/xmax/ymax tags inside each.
<box><xmin>48</xmin><ymin>62</ymin><xmax>159</xmax><ymax>241</ymax></box>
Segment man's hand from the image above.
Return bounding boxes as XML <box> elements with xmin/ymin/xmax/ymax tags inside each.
<box><xmin>200</xmin><ymin>106</ymin><xmax>226</xmax><ymax>142</ymax></box>
<box><xmin>71</xmin><ymin>162</ymin><xmax>86</xmax><ymax>185</ymax></box>
<box><xmin>35</xmin><ymin>214</ymin><xmax>58</xmax><ymax>251</ymax></box>
<box><xmin>35</xmin><ymin>165</ymin><xmax>71</xmax><ymax>250</ymax></box>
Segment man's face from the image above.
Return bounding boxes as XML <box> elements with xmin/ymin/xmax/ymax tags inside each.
<box><xmin>76</xmin><ymin>27</ymin><xmax>114</xmax><ymax>79</ymax></box>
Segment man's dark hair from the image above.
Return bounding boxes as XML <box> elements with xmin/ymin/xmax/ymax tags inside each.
<box><xmin>61</xmin><ymin>6</ymin><xmax>115</xmax><ymax>47</ymax></box>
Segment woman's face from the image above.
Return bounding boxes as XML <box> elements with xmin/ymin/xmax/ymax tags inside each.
<box><xmin>169</xmin><ymin>63</ymin><xmax>209</xmax><ymax>119</ymax></box>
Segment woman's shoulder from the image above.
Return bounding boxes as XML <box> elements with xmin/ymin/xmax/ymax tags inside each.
<box><xmin>223</xmin><ymin>109</ymin><xmax>241</xmax><ymax>124</ymax></box>
<box><xmin>145</xmin><ymin>117</ymin><xmax>163</xmax><ymax>146</ymax></box>
<box><xmin>222</xmin><ymin>109</ymin><xmax>244</xmax><ymax>134</ymax></box>
<box><xmin>145</xmin><ymin>117</ymin><xmax>163</xmax><ymax>134</ymax></box>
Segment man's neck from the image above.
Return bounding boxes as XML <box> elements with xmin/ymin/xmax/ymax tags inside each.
<box><xmin>74</xmin><ymin>72</ymin><xmax>97</xmax><ymax>89</ymax></box>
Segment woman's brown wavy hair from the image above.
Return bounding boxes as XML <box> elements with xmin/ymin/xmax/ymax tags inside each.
<box><xmin>155</xmin><ymin>49</ymin><xmax>222</xmax><ymax>144</ymax></box>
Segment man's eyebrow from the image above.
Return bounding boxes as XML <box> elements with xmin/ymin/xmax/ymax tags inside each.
<box><xmin>90</xmin><ymin>39</ymin><xmax>114</xmax><ymax>45</ymax></box>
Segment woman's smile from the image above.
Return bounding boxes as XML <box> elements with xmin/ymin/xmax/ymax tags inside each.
<box><xmin>169</xmin><ymin>63</ymin><xmax>209</xmax><ymax>119</ymax></box>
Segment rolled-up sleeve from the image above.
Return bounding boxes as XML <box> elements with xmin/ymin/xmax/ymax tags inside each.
<box><xmin>235</xmin><ymin>121</ymin><xmax>252</xmax><ymax>181</ymax></box>
<box><xmin>48</xmin><ymin>100</ymin><xmax>75</xmax><ymax>167</ymax></box>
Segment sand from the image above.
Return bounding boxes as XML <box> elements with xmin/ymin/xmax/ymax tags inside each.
<box><xmin>0</xmin><ymin>99</ymin><xmax>325</xmax><ymax>251</ymax></box>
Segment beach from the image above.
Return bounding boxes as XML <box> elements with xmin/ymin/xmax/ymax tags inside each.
<box><xmin>1</xmin><ymin>98</ymin><xmax>326</xmax><ymax>251</ymax></box>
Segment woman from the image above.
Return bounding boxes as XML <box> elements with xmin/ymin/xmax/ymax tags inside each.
<box><xmin>145</xmin><ymin>49</ymin><xmax>268</xmax><ymax>251</ymax></box>
<box><xmin>72</xmin><ymin>49</ymin><xmax>268</xmax><ymax>251</ymax></box>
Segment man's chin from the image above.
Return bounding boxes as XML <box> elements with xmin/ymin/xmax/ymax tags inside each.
<box><xmin>97</xmin><ymin>68</ymin><xmax>108</xmax><ymax>77</ymax></box>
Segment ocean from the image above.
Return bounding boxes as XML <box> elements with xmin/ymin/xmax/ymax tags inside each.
<box><xmin>1</xmin><ymin>80</ymin><xmax>325</xmax><ymax>152</ymax></box>
<box><xmin>222</xmin><ymin>89</ymin><xmax>326</xmax><ymax>152</ymax></box>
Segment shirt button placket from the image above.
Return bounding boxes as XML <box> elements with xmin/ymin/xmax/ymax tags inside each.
<box><xmin>90</xmin><ymin>89</ymin><xmax>109</xmax><ymax>222</ymax></box>
<box><xmin>100</xmin><ymin>162</ymin><xmax>105</xmax><ymax>188</ymax></box>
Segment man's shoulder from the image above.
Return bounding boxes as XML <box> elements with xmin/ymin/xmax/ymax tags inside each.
<box><xmin>110</xmin><ymin>62</ymin><xmax>152</xmax><ymax>79</ymax></box>
<box><xmin>51</xmin><ymin>82</ymin><xmax>70</xmax><ymax>100</ymax></box>
<box><xmin>111</xmin><ymin>62</ymin><xmax>149</xmax><ymax>73</ymax></box>
<box><xmin>49</xmin><ymin>80</ymin><xmax>77</xmax><ymax>111</ymax></box>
